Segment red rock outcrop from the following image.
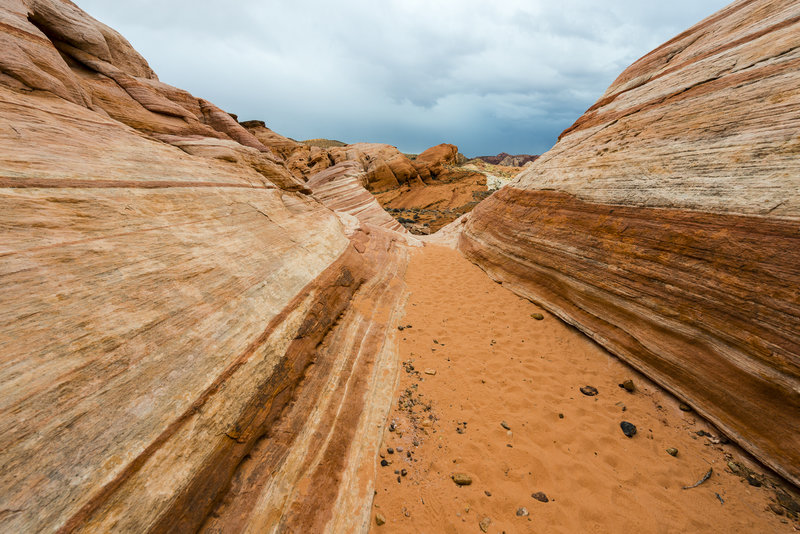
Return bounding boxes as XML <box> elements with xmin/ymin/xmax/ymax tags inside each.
<box><xmin>459</xmin><ymin>0</ymin><xmax>800</xmax><ymax>486</ymax></box>
<box><xmin>307</xmin><ymin>161</ymin><xmax>407</xmax><ymax>232</ymax></box>
<box><xmin>240</xmin><ymin>120</ymin><xmax>336</xmax><ymax>180</ymax></box>
<box><xmin>0</xmin><ymin>1</ymin><xmax>414</xmax><ymax>532</ymax></box>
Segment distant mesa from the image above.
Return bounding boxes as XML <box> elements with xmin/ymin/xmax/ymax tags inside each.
<box><xmin>301</xmin><ymin>138</ymin><xmax>348</xmax><ymax>149</ymax></box>
<box><xmin>476</xmin><ymin>152</ymin><xmax>540</xmax><ymax>167</ymax></box>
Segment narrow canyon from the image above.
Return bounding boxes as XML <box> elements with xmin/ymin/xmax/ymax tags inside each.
<box><xmin>0</xmin><ymin>0</ymin><xmax>797</xmax><ymax>533</ymax></box>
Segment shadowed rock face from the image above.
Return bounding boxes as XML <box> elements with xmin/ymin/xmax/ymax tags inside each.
<box><xmin>476</xmin><ymin>152</ymin><xmax>539</xmax><ymax>167</ymax></box>
<box><xmin>460</xmin><ymin>0</ymin><xmax>800</xmax><ymax>486</ymax></box>
<box><xmin>0</xmin><ymin>1</ymin><xmax>415</xmax><ymax>532</ymax></box>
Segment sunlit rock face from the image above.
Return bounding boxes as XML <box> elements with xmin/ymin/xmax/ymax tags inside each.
<box><xmin>459</xmin><ymin>0</ymin><xmax>800</xmax><ymax>486</ymax></box>
<box><xmin>0</xmin><ymin>1</ymin><xmax>412</xmax><ymax>532</ymax></box>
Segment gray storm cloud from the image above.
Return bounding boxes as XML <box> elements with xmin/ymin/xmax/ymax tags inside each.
<box><xmin>75</xmin><ymin>0</ymin><xmax>731</xmax><ymax>156</ymax></box>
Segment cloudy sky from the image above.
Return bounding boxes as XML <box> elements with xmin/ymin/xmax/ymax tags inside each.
<box><xmin>76</xmin><ymin>0</ymin><xmax>730</xmax><ymax>157</ymax></box>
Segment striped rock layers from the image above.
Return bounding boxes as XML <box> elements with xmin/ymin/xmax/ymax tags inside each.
<box><xmin>0</xmin><ymin>1</ymin><xmax>413</xmax><ymax>532</ymax></box>
<box><xmin>460</xmin><ymin>0</ymin><xmax>800</xmax><ymax>486</ymax></box>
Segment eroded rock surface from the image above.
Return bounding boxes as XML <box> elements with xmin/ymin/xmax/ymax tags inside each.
<box><xmin>459</xmin><ymin>0</ymin><xmax>800</xmax><ymax>486</ymax></box>
<box><xmin>0</xmin><ymin>1</ymin><xmax>413</xmax><ymax>532</ymax></box>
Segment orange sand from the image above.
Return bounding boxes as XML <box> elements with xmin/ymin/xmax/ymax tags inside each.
<box><xmin>370</xmin><ymin>245</ymin><xmax>798</xmax><ymax>533</ymax></box>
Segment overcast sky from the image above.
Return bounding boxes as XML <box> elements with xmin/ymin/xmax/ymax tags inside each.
<box><xmin>76</xmin><ymin>0</ymin><xmax>730</xmax><ymax>157</ymax></box>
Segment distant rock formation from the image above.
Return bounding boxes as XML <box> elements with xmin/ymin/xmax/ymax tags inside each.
<box><xmin>459</xmin><ymin>0</ymin><xmax>800</xmax><ymax>487</ymax></box>
<box><xmin>236</xmin><ymin>124</ymin><xmax>490</xmax><ymax>233</ymax></box>
<box><xmin>476</xmin><ymin>152</ymin><xmax>539</xmax><ymax>167</ymax></box>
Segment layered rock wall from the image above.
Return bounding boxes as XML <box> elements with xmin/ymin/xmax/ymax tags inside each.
<box><xmin>0</xmin><ymin>1</ymin><xmax>412</xmax><ymax>532</ymax></box>
<box><xmin>460</xmin><ymin>0</ymin><xmax>800</xmax><ymax>486</ymax></box>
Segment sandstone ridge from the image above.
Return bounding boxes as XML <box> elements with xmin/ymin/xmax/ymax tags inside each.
<box><xmin>0</xmin><ymin>1</ymin><xmax>416</xmax><ymax>532</ymax></box>
<box><xmin>459</xmin><ymin>0</ymin><xmax>800</xmax><ymax>486</ymax></box>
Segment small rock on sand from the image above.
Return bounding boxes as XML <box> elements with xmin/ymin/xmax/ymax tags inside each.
<box><xmin>679</xmin><ymin>402</ymin><xmax>692</xmax><ymax>412</ymax></box>
<box><xmin>501</xmin><ymin>421</ymin><xmax>511</xmax><ymax>430</ymax></box>
<box><xmin>516</xmin><ymin>507</ymin><xmax>529</xmax><ymax>517</ymax></box>
<box><xmin>451</xmin><ymin>473</ymin><xmax>473</xmax><ymax>486</ymax></box>
<box><xmin>666</xmin><ymin>448</ymin><xmax>679</xmax><ymax>457</ymax></box>
<box><xmin>531</xmin><ymin>313</ymin><xmax>544</xmax><ymax>320</ymax></box>
<box><xmin>580</xmin><ymin>385</ymin><xmax>599</xmax><ymax>396</ymax></box>
<box><xmin>479</xmin><ymin>517</ymin><xmax>492</xmax><ymax>532</ymax></box>
<box><xmin>375</xmin><ymin>512</ymin><xmax>386</xmax><ymax>526</ymax></box>
<box><xmin>620</xmin><ymin>421</ymin><xmax>637</xmax><ymax>437</ymax></box>
<box><xmin>532</xmin><ymin>492</ymin><xmax>549</xmax><ymax>503</ymax></box>
<box><xmin>619</xmin><ymin>379</ymin><xmax>635</xmax><ymax>392</ymax></box>
<box><xmin>424</xmin><ymin>369</ymin><xmax>437</xmax><ymax>376</ymax></box>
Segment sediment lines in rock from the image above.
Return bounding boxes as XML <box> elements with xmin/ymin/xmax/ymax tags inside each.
<box><xmin>0</xmin><ymin>2</ymin><xmax>412</xmax><ymax>532</ymax></box>
<box><xmin>460</xmin><ymin>0</ymin><xmax>800</xmax><ymax>486</ymax></box>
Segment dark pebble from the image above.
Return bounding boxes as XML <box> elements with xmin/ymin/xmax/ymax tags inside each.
<box><xmin>619</xmin><ymin>379</ymin><xmax>635</xmax><ymax>392</ymax></box>
<box><xmin>397</xmin><ymin>476</ymin><xmax>402</xmax><ymax>483</ymax></box>
<box><xmin>679</xmin><ymin>403</ymin><xmax>692</xmax><ymax>412</ymax></box>
<box><xmin>380</xmin><ymin>459</ymin><xmax>389</xmax><ymax>467</ymax></box>
<box><xmin>620</xmin><ymin>421</ymin><xmax>637</xmax><ymax>438</ymax></box>
<box><xmin>401</xmin><ymin>469</ymin><xmax>408</xmax><ymax>477</ymax></box>
<box><xmin>531</xmin><ymin>313</ymin><xmax>544</xmax><ymax>320</ymax></box>
<box><xmin>558</xmin><ymin>413</ymin><xmax>564</xmax><ymax>419</ymax></box>
<box><xmin>398</xmin><ymin>326</ymin><xmax>405</xmax><ymax>331</ymax></box>
<box><xmin>580</xmin><ymin>385</ymin><xmax>599</xmax><ymax>396</ymax></box>
<box><xmin>387</xmin><ymin>448</ymin><xmax>394</xmax><ymax>454</ymax></box>
<box><xmin>531</xmin><ymin>492</ymin><xmax>549</xmax><ymax>503</ymax></box>
<box><xmin>485</xmin><ymin>491</ymin><xmax>492</xmax><ymax>497</ymax></box>
<box><xmin>746</xmin><ymin>475</ymin><xmax>762</xmax><ymax>487</ymax></box>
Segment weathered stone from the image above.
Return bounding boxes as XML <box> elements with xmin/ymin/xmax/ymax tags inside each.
<box><xmin>620</xmin><ymin>422</ymin><xmax>637</xmax><ymax>438</ymax></box>
<box><xmin>458</xmin><ymin>0</ymin><xmax>800</xmax><ymax>487</ymax></box>
<box><xmin>451</xmin><ymin>473</ymin><xmax>473</xmax><ymax>486</ymax></box>
<box><xmin>0</xmin><ymin>3</ymin><xmax>416</xmax><ymax>533</ymax></box>
<box><xmin>532</xmin><ymin>492</ymin><xmax>549</xmax><ymax>503</ymax></box>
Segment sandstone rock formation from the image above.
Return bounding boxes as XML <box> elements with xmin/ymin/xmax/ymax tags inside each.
<box><xmin>459</xmin><ymin>0</ymin><xmax>800</xmax><ymax>486</ymax></box>
<box><xmin>0</xmin><ymin>0</ymin><xmax>307</xmax><ymax>193</ymax></box>
<box><xmin>476</xmin><ymin>152</ymin><xmax>539</xmax><ymax>167</ymax></box>
<box><xmin>0</xmin><ymin>1</ymin><xmax>414</xmax><ymax>532</ymax></box>
<box><xmin>236</xmin><ymin>123</ymin><xmax>487</xmax><ymax>233</ymax></box>
<box><xmin>241</xmin><ymin>120</ymin><xmax>336</xmax><ymax>180</ymax></box>
<box><xmin>306</xmin><ymin>161</ymin><xmax>407</xmax><ymax>232</ymax></box>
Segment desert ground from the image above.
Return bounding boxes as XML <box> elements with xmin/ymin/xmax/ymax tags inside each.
<box><xmin>370</xmin><ymin>246</ymin><xmax>798</xmax><ymax>533</ymax></box>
